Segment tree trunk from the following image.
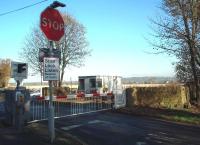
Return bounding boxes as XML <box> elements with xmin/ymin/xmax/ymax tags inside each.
<box><xmin>180</xmin><ymin>1</ymin><xmax>200</xmax><ymax>106</ymax></box>
<box><xmin>59</xmin><ymin>68</ymin><xmax>65</xmax><ymax>87</ymax></box>
<box><xmin>189</xmin><ymin>47</ymin><xmax>200</xmax><ymax>105</ymax></box>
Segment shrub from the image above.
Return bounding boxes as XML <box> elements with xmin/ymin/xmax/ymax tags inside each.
<box><xmin>126</xmin><ymin>84</ymin><xmax>189</xmax><ymax>109</ymax></box>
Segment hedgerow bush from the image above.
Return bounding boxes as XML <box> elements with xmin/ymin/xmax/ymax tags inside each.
<box><xmin>126</xmin><ymin>84</ymin><xmax>189</xmax><ymax>109</ymax></box>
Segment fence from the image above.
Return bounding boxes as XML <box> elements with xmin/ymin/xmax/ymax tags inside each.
<box><xmin>29</xmin><ymin>96</ymin><xmax>113</xmax><ymax>122</ymax></box>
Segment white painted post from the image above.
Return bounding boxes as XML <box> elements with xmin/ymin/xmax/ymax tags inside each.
<box><xmin>48</xmin><ymin>41</ymin><xmax>55</xmax><ymax>143</ymax></box>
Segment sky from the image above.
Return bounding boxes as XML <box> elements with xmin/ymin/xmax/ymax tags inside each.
<box><xmin>0</xmin><ymin>0</ymin><xmax>176</xmax><ymax>82</ymax></box>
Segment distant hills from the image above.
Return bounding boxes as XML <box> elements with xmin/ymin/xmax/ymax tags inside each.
<box><xmin>122</xmin><ymin>77</ymin><xmax>177</xmax><ymax>84</ymax></box>
<box><xmin>8</xmin><ymin>77</ymin><xmax>177</xmax><ymax>87</ymax></box>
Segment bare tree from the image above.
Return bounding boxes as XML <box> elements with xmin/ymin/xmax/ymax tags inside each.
<box><xmin>0</xmin><ymin>59</ymin><xmax>11</xmax><ymax>88</ymax></box>
<box><xmin>21</xmin><ymin>27</ymin><xmax>47</xmax><ymax>84</ymax></box>
<box><xmin>21</xmin><ymin>13</ymin><xmax>90</xmax><ymax>86</ymax></box>
<box><xmin>56</xmin><ymin>14</ymin><xmax>89</xmax><ymax>86</ymax></box>
<box><xmin>150</xmin><ymin>0</ymin><xmax>200</xmax><ymax>105</ymax></box>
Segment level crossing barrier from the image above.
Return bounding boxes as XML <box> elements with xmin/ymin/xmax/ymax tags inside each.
<box><xmin>29</xmin><ymin>95</ymin><xmax>113</xmax><ymax>122</ymax></box>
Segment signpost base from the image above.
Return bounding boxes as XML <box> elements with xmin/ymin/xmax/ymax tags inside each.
<box><xmin>48</xmin><ymin>106</ymin><xmax>55</xmax><ymax>143</ymax></box>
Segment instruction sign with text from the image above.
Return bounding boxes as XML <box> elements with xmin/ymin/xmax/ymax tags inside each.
<box><xmin>43</xmin><ymin>57</ymin><xmax>59</xmax><ymax>81</ymax></box>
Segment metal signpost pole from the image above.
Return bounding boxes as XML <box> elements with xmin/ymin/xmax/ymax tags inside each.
<box><xmin>40</xmin><ymin>1</ymin><xmax>65</xmax><ymax>143</ymax></box>
<box><xmin>48</xmin><ymin>40</ymin><xmax>55</xmax><ymax>142</ymax></box>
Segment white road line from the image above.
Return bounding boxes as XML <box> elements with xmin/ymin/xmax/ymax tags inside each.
<box><xmin>61</xmin><ymin>124</ymin><xmax>82</xmax><ymax>131</ymax></box>
<box><xmin>88</xmin><ymin>120</ymin><xmax>103</xmax><ymax>124</ymax></box>
<box><xmin>136</xmin><ymin>142</ymin><xmax>146</xmax><ymax>145</ymax></box>
<box><xmin>61</xmin><ymin>119</ymin><xmax>110</xmax><ymax>131</ymax></box>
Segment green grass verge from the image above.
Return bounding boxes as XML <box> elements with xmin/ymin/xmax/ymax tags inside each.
<box><xmin>119</xmin><ymin>107</ymin><xmax>200</xmax><ymax>125</ymax></box>
<box><xmin>160</xmin><ymin>114</ymin><xmax>200</xmax><ymax>125</ymax></box>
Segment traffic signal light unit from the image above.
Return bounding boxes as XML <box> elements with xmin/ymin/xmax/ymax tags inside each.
<box><xmin>17</xmin><ymin>63</ymin><xmax>27</xmax><ymax>73</ymax></box>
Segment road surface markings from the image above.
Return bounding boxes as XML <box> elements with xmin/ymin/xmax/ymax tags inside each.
<box><xmin>148</xmin><ymin>133</ymin><xmax>177</xmax><ymax>142</ymax></box>
<box><xmin>88</xmin><ymin>120</ymin><xmax>102</xmax><ymax>124</ymax></box>
<box><xmin>88</xmin><ymin>120</ymin><xmax>111</xmax><ymax>124</ymax></box>
<box><xmin>61</xmin><ymin>124</ymin><xmax>82</xmax><ymax>131</ymax></box>
<box><xmin>61</xmin><ymin>120</ymin><xmax>111</xmax><ymax>131</ymax></box>
<box><xmin>136</xmin><ymin>142</ymin><xmax>146</xmax><ymax>145</ymax></box>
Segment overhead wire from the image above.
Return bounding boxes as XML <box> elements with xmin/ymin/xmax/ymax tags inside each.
<box><xmin>0</xmin><ymin>0</ymin><xmax>48</xmax><ymax>17</ymax></box>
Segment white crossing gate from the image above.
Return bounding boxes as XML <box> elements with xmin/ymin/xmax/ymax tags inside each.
<box><xmin>29</xmin><ymin>95</ymin><xmax>113</xmax><ymax>123</ymax></box>
<box><xmin>113</xmin><ymin>90</ymin><xmax>126</xmax><ymax>109</ymax></box>
<box><xmin>28</xmin><ymin>75</ymin><xmax>126</xmax><ymax>123</ymax></box>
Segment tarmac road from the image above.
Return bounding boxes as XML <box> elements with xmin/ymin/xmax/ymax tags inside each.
<box><xmin>53</xmin><ymin>111</ymin><xmax>200</xmax><ymax>145</ymax></box>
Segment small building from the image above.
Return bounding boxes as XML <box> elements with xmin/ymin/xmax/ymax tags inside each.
<box><xmin>78</xmin><ymin>76</ymin><xmax>122</xmax><ymax>95</ymax></box>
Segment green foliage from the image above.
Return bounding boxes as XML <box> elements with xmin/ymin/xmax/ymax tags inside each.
<box><xmin>161</xmin><ymin>114</ymin><xmax>200</xmax><ymax>125</ymax></box>
<box><xmin>120</xmin><ymin>106</ymin><xmax>200</xmax><ymax>125</ymax></box>
<box><xmin>126</xmin><ymin>85</ymin><xmax>189</xmax><ymax>108</ymax></box>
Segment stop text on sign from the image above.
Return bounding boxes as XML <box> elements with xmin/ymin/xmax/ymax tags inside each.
<box><xmin>40</xmin><ymin>7</ymin><xmax>64</xmax><ymax>41</ymax></box>
<box><xmin>41</xmin><ymin>17</ymin><xmax>64</xmax><ymax>31</ymax></box>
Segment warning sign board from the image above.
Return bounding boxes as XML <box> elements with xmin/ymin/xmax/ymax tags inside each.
<box><xmin>11</xmin><ymin>61</ymin><xmax>28</xmax><ymax>80</ymax></box>
<box><xmin>43</xmin><ymin>57</ymin><xmax>59</xmax><ymax>81</ymax></box>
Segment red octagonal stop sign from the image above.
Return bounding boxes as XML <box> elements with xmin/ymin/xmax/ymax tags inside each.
<box><xmin>40</xmin><ymin>7</ymin><xmax>64</xmax><ymax>41</ymax></box>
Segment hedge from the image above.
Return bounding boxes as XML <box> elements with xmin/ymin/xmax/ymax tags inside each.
<box><xmin>126</xmin><ymin>84</ymin><xmax>189</xmax><ymax>109</ymax></box>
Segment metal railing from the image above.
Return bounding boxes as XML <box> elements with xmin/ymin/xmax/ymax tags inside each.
<box><xmin>29</xmin><ymin>96</ymin><xmax>113</xmax><ymax>122</ymax></box>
